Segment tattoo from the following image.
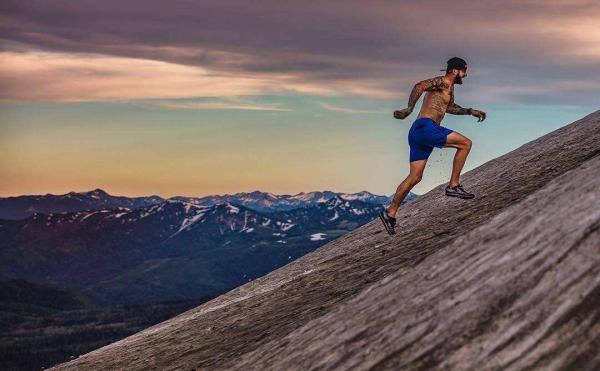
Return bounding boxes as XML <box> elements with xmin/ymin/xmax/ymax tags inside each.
<box><xmin>430</xmin><ymin>94</ymin><xmax>447</xmax><ymax>116</ymax></box>
<box><xmin>407</xmin><ymin>76</ymin><xmax>449</xmax><ymax>110</ymax></box>
<box><xmin>446</xmin><ymin>87</ymin><xmax>471</xmax><ymax>115</ymax></box>
<box><xmin>447</xmin><ymin>103</ymin><xmax>470</xmax><ymax>115</ymax></box>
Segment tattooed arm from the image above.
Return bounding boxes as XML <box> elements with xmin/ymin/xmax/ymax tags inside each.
<box><xmin>394</xmin><ymin>76</ymin><xmax>449</xmax><ymax>119</ymax></box>
<box><xmin>447</xmin><ymin>89</ymin><xmax>487</xmax><ymax>121</ymax></box>
<box><xmin>446</xmin><ymin>87</ymin><xmax>470</xmax><ymax>115</ymax></box>
<box><xmin>446</xmin><ymin>102</ymin><xmax>472</xmax><ymax>115</ymax></box>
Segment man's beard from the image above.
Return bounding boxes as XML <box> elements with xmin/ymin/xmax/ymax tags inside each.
<box><xmin>455</xmin><ymin>75</ymin><xmax>463</xmax><ymax>84</ymax></box>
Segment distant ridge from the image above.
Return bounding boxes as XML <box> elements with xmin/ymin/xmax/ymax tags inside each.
<box><xmin>0</xmin><ymin>189</ymin><xmax>164</xmax><ymax>220</ymax></box>
<box><xmin>0</xmin><ymin>189</ymin><xmax>416</xmax><ymax>219</ymax></box>
<box><xmin>51</xmin><ymin>110</ymin><xmax>600</xmax><ymax>370</ymax></box>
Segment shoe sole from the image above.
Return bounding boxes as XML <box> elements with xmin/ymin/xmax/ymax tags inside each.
<box><xmin>445</xmin><ymin>192</ymin><xmax>475</xmax><ymax>199</ymax></box>
<box><xmin>379</xmin><ymin>211</ymin><xmax>395</xmax><ymax>235</ymax></box>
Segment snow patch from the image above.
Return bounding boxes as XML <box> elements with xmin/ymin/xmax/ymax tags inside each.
<box><xmin>138</xmin><ymin>203</ymin><xmax>165</xmax><ymax>219</ymax></box>
<box><xmin>177</xmin><ymin>212</ymin><xmax>207</xmax><ymax>233</ymax></box>
<box><xmin>81</xmin><ymin>211</ymin><xmax>101</xmax><ymax>221</ymax></box>
<box><xmin>227</xmin><ymin>203</ymin><xmax>240</xmax><ymax>214</ymax></box>
<box><xmin>351</xmin><ymin>208</ymin><xmax>366</xmax><ymax>215</ymax></box>
<box><xmin>167</xmin><ymin>206</ymin><xmax>210</xmax><ymax>239</ymax></box>
<box><xmin>280</xmin><ymin>222</ymin><xmax>295</xmax><ymax>231</ymax></box>
<box><xmin>310</xmin><ymin>233</ymin><xmax>327</xmax><ymax>241</ymax></box>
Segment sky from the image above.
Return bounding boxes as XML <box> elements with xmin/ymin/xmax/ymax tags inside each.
<box><xmin>1</xmin><ymin>0</ymin><xmax>599</xmax><ymax>198</ymax></box>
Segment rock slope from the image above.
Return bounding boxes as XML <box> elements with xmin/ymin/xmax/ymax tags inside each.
<box><xmin>51</xmin><ymin>110</ymin><xmax>600</xmax><ymax>370</ymax></box>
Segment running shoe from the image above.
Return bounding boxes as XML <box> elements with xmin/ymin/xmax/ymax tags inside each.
<box><xmin>445</xmin><ymin>184</ymin><xmax>475</xmax><ymax>199</ymax></box>
<box><xmin>379</xmin><ymin>209</ymin><xmax>396</xmax><ymax>235</ymax></box>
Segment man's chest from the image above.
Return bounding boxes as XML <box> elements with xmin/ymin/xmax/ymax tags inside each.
<box><xmin>426</xmin><ymin>89</ymin><xmax>452</xmax><ymax>105</ymax></box>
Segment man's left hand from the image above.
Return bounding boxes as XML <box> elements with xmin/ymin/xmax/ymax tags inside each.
<box><xmin>471</xmin><ymin>109</ymin><xmax>487</xmax><ymax>122</ymax></box>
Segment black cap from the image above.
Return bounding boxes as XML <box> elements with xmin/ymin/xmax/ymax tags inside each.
<box><xmin>440</xmin><ymin>57</ymin><xmax>467</xmax><ymax>72</ymax></box>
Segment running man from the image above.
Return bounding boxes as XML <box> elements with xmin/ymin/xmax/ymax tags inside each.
<box><xmin>379</xmin><ymin>57</ymin><xmax>486</xmax><ymax>235</ymax></box>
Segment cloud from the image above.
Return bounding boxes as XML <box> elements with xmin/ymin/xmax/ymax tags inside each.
<box><xmin>318</xmin><ymin>102</ymin><xmax>385</xmax><ymax>114</ymax></box>
<box><xmin>0</xmin><ymin>1</ymin><xmax>599</xmax><ymax>105</ymax></box>
<box><xmin>142</xmin><ymin>98</ymin><xmax>291</xmax><ymax>111</ymax></box>
<box><xmin>0</xmin><ymin>49</ymin><xmax>265</xmax><ymax>103</ymax></box>
<box><xmin>0</xmin><ymin>49</ymin><xmax>390</xmax><ymax>103</ymax></box>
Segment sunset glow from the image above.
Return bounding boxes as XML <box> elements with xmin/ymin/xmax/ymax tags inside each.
<box><xmin>1</xmin><ymin>1</ymin><xmax>598</xmax><ymax>197</ymax></box>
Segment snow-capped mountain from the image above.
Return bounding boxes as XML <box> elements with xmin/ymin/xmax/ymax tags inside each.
<box><xmin>0</xmin><ymin>195</ymin><xmax>388</xmax><ymax>306</ymax></box>
<box><xmin>0</xmin><ymin>188</ymin><xmax>164</xmax><ymax>220</ymax></box>
<box><xmin>170</xmin><ymin>189</ymin><xmax>414</xmax><ymax>213</ymax></box>
<box><xmin>1</xmin><ymin>188</ymin><xmax>416</xmax><ymax>220</ymax></box>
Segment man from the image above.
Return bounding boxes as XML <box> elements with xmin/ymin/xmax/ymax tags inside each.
<box><xmin>379</xmin><ymin>57</ymin><xmax>486</xmax><ymax>235</ymax></box>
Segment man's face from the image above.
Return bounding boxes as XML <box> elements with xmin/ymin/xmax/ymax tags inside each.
<box><xmin>455</xmin><ymin>65</ymin><xmax>467</xmax><ymax>84</ymax></box>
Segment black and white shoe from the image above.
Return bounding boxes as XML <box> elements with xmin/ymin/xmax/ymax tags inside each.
<box><xmin>379</xmin><ymin>209</ymin><xmax>396</xmax><ymax>235</ymax></box>
<box><xmin>445</xmin><ymin>184</ymin><xmax>475</xmax><ymax>199</ymax></box>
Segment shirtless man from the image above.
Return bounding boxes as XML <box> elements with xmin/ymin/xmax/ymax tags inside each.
<box><xmin>379</xmin><ymin>57</ymin><xmax>487</xmax><ymax>235</ymax></box>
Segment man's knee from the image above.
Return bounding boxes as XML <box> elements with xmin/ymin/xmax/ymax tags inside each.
<box><xmin>408</xmin><ymin>173</ymin><xmax>423</xmax><ymax>185</ymax></box>
<box><xmin>461</xmin><ymin>137</ymin><xmax>472</xmax><ymax>150</ymax></box>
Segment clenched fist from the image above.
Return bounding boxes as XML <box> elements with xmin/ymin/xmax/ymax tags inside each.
<box><xmin>393</xmin><ymin>107</ymin><xmax>412</xmax><ymax>120</ymax></box>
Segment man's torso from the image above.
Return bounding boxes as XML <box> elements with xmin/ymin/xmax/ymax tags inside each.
<box><xmin>418</xmin><ymin>78</ymin><xmax>453</xmax><ymax>124</ymax></box>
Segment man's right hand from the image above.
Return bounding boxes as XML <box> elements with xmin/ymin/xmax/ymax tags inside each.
<box><xmin>393</xmin><ymin>107</ymin><xmax>412</xmax><ymax>120</ymax></box>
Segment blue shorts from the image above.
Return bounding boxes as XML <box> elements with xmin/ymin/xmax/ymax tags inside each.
<box><xmin>408</xmin><ymin>117</ymin><xmax>453</xmax><ymax>162</ymax></box>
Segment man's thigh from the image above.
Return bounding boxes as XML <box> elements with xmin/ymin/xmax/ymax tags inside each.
<box><xmin>443</xmin><ymin>131</ymin><xmax>470</xmax><ymax>149</ymax></box>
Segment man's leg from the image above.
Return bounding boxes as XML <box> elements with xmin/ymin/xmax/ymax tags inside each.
<box><xmin>443</xmin><ymin>131</ymin><xmax>472</xmax><ymax>187</ymax></box>
<box><xmin>387</xmin><ymin>159</ymin><xmax>427</xmax><ymax>218</ymax></box>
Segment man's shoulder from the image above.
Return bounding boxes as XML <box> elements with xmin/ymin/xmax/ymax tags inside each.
<box><xmin>435</xmin><ymin>75</ymin><xmax>452</xmax><ymax>88</ymax></box>
<box><xmin>421</xmin><ymin>75</ymin><xmax>451</xmax><ymax>90</ymax></box>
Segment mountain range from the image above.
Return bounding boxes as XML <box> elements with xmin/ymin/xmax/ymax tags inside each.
<box><xmin>0</xmin><ymin>188</ymin><xmax>415</xmax><ymax>220</ymax></box>
<box><xmin>0</xmin><ymin>189</ymin><xmax>416</xmax><ymax>306</ymax></box>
